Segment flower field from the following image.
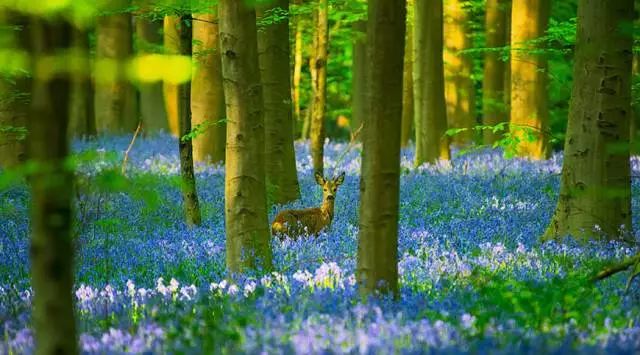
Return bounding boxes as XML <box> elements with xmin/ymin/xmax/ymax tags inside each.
<box><xmin>2</xmin><ymin>134</ymin><xmax>640</xmax><ymax>354</ymax></box>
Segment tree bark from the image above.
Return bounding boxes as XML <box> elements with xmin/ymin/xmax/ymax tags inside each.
<box><xmin>351</xmin><ymin>20</ymin><xmax>367</xmax><ymax>136</ymax></box>
<box><xmin>219</xmin><ymin>0</ymin><xmax>272</xmax><ymax>273</ymax></box>
<box><xmin>482</xmin><ymin>0</ymin><xmax>509</xmax><ymax>145</ymax></box>
<box><xmin>68</xmin><ymin>26</ymin><xmax>95</xmax><ymax>140</ymax></box>
<box><xmin>28</xmin><ymin>16</ymin><xmax>78</xmax><ymax>355</ymax></box>
<box><xmin>310</xmin><ymin>0</ymin><xmax>328</xmax><ymax>175</ymax></box>
<box><xmin>192</xmin><ymin>12</ymin><xmax>226</xmax><ymax>164</ymax></box>
<box><xmin>414</xmin><ymin>0</ymin><xmax>450</xmax><ymax>165</ymax></box>
<box><xmin>163</xmin><ymin>15</ymin><xmax>181</xmax><ymax>137</ymax></box>
<box><xmin>400</xmin><ymin>0</ymin><xmax>414</xmax><ymax>147</ymax></box>
<box><xmin>509</xmin><ymin>0</ymin><xmax>550</xmax><ymax>159</ymax></box>
<box><xmin>0</xmin><ymin>12</ymin><xmax>28</xmax><ymax>168</ymax></box>
<box><xmin>542</xmin><ymin>0</ymin><xmax>633</xmax><ymax>242</ymax></box>
<box><xmin>176</xmin><ymin>15</ymin><xmax>202</xmax><ymax>228</ymax></box>
<box><xmin>443</xmin><ymin>0</ymin><xmax>475</xmax><ymax>146</ymax></box>
<box><xmin>135</xmin><ymin>15</ymin><xmax>169</xmax><ymax>134</ymax></box>
<box><xmin>257</xmin><ymin>0</ymin><xmax>301</xmax><ymax>204</ymax></box>
<box><xmin>292</xmin><ymin>0</ymin><xmax>304</xmax><ymax>132</ymax></box>
<box><xmin>357</xmin><ymin>0</ymin><xmax>405</xmax><ymax>298</ymax></box>
<box><xmin>95</xmin><ymin>0</ymin><xmax>137</xmax><ymax>134</ymax></box>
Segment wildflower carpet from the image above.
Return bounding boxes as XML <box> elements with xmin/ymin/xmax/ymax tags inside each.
<box><xmin>1</xmin><ymin>134</ymin><xmax>640</xmax><ymax>353</ymax></box>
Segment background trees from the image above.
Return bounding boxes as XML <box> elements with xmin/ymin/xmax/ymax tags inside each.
<box><xmin>309</xmin><ymin>0</ymin><xmax>329</xmax><ymax>175</ymax></box>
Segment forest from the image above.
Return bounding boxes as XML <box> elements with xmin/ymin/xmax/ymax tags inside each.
<box><xmin>1</xmin><ymin>0</ymin><xmax>640</xmax><ymax>353</ymax></box>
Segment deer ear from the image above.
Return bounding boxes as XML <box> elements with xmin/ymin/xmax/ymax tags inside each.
<box><xmin>314</xmin><ymin>172</ymin><xmax>325</xmax><ymax>185</ymax></box>
<box><xmin>335</xmin><ymin>172</ymin><xmax>345</xmax><ymax>186</ymax></box>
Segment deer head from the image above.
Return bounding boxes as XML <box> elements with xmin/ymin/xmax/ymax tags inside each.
<box><xmin>315</xmin><ymin>172</ymin><xmax>345</xmax><ymax>202</ymax></box>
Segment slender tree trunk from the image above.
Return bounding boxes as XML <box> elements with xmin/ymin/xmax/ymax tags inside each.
<box><xmin>443</xmin><ymin>0</ymin><xmax>475</xmax><ymax>146</ymax></box>
<box><xmin>510</xmin><ymin>0</ymin><xmax>550</xmax><ymax>159</ymax></box>
<box><xmin>414</xmin><ymin>0</ymin><xmax>450</xmax><ymax>165</ymax></box>
<box><xmin>503</xmin><ymin>0</ymin><xmax>512</xmax><ymax>117</ymax></box>
<box><xmin>631</xmin><ymin>54</ymin><xmax>638</xmax><ymax>144</ymax></box>
<box><xmin>257</xmin><ymin>0</ymin><xmax>301</xmax><ymax>204</ymax></box>
<box><xmin>0</xmin><ymin>12</ymin><xmax>28</xmax><ymax>168</ymax></box>
<box><xmin>292</xmin><ymin>0</ymin><xmax>304</xmax><ymax>131</ymax></box>
<box><xmin>351</xmin><ymin>20</ymin><xmax>367</xmax><ymax>135</ymax></box>
<box><xmin>310</xmin><ymin>0</ymin><xmax>328</xmax><ymax>175</ymax></box>
<box><xmin>28</xmin><ymin>16</ymin><xmax>78</xmax><ymax>355</ymax></box>
<box><xmin>136</xmin><ymin>15</ymin><xmax>169</xmax><ymax>134</ymax></box>
<box><xmin>176</xmin><ymin>15</ymin><xmax>202</xmax><ymax>227</ymax></box>
<box><xmin>357</xmin><ymin>0</ymin><xmax>405</xmax><ymax>298</ymax></box>
<box><xmin>400</xmin><ymin>0</ymin><xmax>414</xmax><ymax>147</ymax></box>
<box><xmin>483</xmin><ymin>0</ymin><xmax>509</xmax><ymax>145</ymax></box>
<box><xmin>163</xmin><ymin>15</ymin><xmax>181</xmax><ymax>137</ymax></box>
<box><xmin>95</xmin><ymin>0</ymin><xmax>137</xmax><ymax>134</ymax></box>
<box><xmin>68</xmin><ymin>26</ymin><xmax>95</xmax><ymax>140</ymax></box>
<box><xmin>192</xmin><ymin>12</ymin><xmax>226</xmax><ymax>164</ymax></box>
<box><xmin>542</xmin><ymin>0</ymin><xmax>633</xmax><ymax>242</ymax></box>
<box><xmin>219</xmin><ymin>0</ymin><xmax>272</xmax><ymax>273</ymax></box>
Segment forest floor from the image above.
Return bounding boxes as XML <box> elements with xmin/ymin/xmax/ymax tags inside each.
<box><xmin>2</xmin><ymin>134</ymin><xmax>640</xmax><ymax>354</ymax></box>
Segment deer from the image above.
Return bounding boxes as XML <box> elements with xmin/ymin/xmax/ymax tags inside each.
<box><xmin>271</xmin><ymin>172</ymin><xmax>345</xmax><ymax>239</ymax></box>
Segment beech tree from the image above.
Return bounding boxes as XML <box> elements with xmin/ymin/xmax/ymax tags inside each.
<box><xmin>542</xmin><ymin>0</ymin><xmax>633</xmax><ymax>242</ymax></box>
<box><xmin>95</xmin><ymin>0</ymin><xmax>137</xmax><ymax>134</ymax></box>
<box><xmin>191</xmin><ymin>12</ymin><xmax>226</xmax><ymax>164</ymax></box>
<box><xmin>29</xmin><ymin>16</ymin><xmax>77</xmax><ymax>354</ymax></box>
<box><xmin>510</xmin><ymin>0</ymin><xmax>550</xmax><ymax>159</ymax></box>
<box><xmin>219</xmin><ymin>0</ymin><xmax>272</xmax><ymax>273</ymax></box>
<box><xmin>400</xmin><ymin>0</ymin><xmax>414</xmax><ymax>147</ymax></box>
<box><xmin>163</xmin><ymin>15</ymin><xmax>181</xmax><ymax>137</ymax></box>
<box><xmin>357</xmin><ymin>0</ymin><xmax>405</xmax><ymax>297</ymax></box>
<box><xmin>483</xmin><ymin>0</ymin><xmax>509</xmax><ymax>145</ymax></box>
<box><xmin>257</xmin><ymin>0</ymin><xmax>301</xmax><ymax>204</ymax></box>
<box><xmin>414</xmin><ymin>0</ymin><xmax>450</xmax><ymax>165</ymax></box>
<box><xmin>310</xmin><ymin>0</ymin><xmax>328</xmax><ymax>175</ymax></box>
<box><xmin>351</xmin><ymin>19</ymin><xmax>367</xmax><ymax>136</ymax></box>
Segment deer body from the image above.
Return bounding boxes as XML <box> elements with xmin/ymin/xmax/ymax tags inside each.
<box><xmin>271</xmin><ymin>172</ymin><xmax>344</xmax><ymax>239</ymax></box>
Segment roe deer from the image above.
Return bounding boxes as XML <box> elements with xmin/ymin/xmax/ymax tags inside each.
<box><xmin>271</xmin><ymin>172</ymin><xmax>345</xmax><ymax>239</ymax></box>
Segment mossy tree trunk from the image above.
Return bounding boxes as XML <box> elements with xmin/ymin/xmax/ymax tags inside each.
<box><xmin>220</xmin><ymin>0</ymin><xmax>272</xmax><ymax>273</ymax></box>
<box><xmin>163</xmin><ymin>15</ymin><xmax>181</xmax><ymax>137</ymax></box>
<box><xmin>414</xmin><ymin>0</ymin><xmax>450</xmax><ymax>165</ymax></box>
<box><xmin>357</xmin><ymin>0</ymin><xmax>405</xmax><ymax>298</ymax></box>
<box><xmin>483</xmin><ymin>0</ymin><xmax>509</xmax><ymax>145</ymax></box>
<box><xmin>444</xmin><ymin>0</ymin><xmax>475</xmax><ymax>146</ymax></box>
<box><xmin>177</xmin><ymin>15</ymin><xmax>202</xmax><ymax>228</ymax></box>
<box><xmin>28</xmin><ymin>16</ymin><xmax>78</xmax><ymax>355</ymax></box>
<box><xmin>310</xmin><ymin>0</ymin><xmax>328</xmax><ymax>175</ymax></box>
<box><xmin>192</xmin><ymin>12</ymin><xmax>226</xmax><ymax>164</ymax></box>
<box><xmin>542</xmin><ymin>0</ymin><xmax>633</xmax><ymax>242</ymax></box>
<box><xmin>135</xmin><ymin>14</ymin><xmax>168</xmax><ymax>134</ymax></box>
<box><xmin>257</xmin><ymin>0</ymin><xmax>301</xmax><ymax>204</ymax></box>
<box><xmin>351</xmin><ymin>20</ymin><xmax>367</xmax><ymax>136</ymax></box>
<box><xmin>509</xmin><ymin>0</ymin><xmax>550</xmax><ymax>159</ymax></box>
<box><xmin>95</xmin><ymin>0</ymin><xmax>137</xmax><ymax>134</ymax></box>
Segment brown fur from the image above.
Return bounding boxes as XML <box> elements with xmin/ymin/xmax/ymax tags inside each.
<box><xmin>271</xmin><ymin>172</ymin><xmax>344</xmax><ymax>239</ymax></box>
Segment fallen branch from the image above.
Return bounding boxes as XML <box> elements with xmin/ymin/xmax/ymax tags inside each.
<box><xmin>121</xmin><ymin>122</ymin><xmax>143</xmax><ymax>176</ymax></box>
<box><xmin>592</xmin><ymin>253</ymin><xmax>640</xmax><ymax>292</ymax></box>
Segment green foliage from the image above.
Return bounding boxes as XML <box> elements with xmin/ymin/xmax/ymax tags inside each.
<box><xmin>181</xmin><ymin>118</ymin><xmax>227</xmax><ymax>142</ymax></box>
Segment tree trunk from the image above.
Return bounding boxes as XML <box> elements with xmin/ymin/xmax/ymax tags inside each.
<box><xmin>219</xmin><ymin>0</ymin><xmax>272</xmax><ymax>273</ymax></box>
<box><xmin>176</xmin><ymin>15</ymin><xmax>202</xmax><ymax>227</ymax></box>
<box><xmin>542</xmin><ymin>0</ymin><xmax>633</xmax><ymax>242</ymax></box>
<box><xmin>443</xmin><ymin>0</ymin><xmax>475</xmax><ymax>146</ymax></box>
<box><xmin>503</xmin><ymin>0</ymin><xmax>512</xmax><ymax>117</ymax></box>
<box><xmin>414</xmin><ymin>0</ymin><xmax>450</xmax><ymax>165</ymax></box>
<box><xmin>95</xmin><ymin>1</ymin><xmax>137</xmax><ymax>134</ymax></box>
<box><xmin>509</xmin><ymin>0</ymin><xmax>550</xmax><ymax>159</ymax></box>
<box><xmin>28</xmin><ymin>17</ymin><xmax>78</xmax><ymax>355</ymax></box>
<box><xmin>482</xmin><ymin>0</ymin><xmax>509</xmax><ymax>145</ymax></box>
<box><xmin>292</xmin><ymin>0</ymin><xmax>304</xmax><ymax>132</ymax></box>
<box><xmin>191</xmin><ymin>12</ymin><xmax>226</xmax><ymax>164</ymax></box>
<box><xmin>257</xmin><ymin>0</ymin><xmax>301</xmax><ymax>204</ymax></box>
<box><xmin>357</xmin><ymin>0</ymin><xmax>405</xmax><ymax>298</ymax></box>
<box><xmin>0</xmin><ymin>12</ymin><xmax>28</xmax><ymax>168</ymax></box>
<box><xmin>351</xmin><ymin>20</ymin><xmax>367</xmax><ymax>136</ymax></box>
<box><xmin>310</xmin><ymin>0</ymin><xmax>328</xmax><ymax>175</ymax></box>
<box><xmin>135</xmin><ymin>15</ymin><xmax>169</xmax><ymax>134</ymax></box>
<box><xmin>400</xmin><ymin>0</ymin><xmax>414</xmax><ymax>147</ymax></box>
<box><xmin>163</xmin><ymin>15</ymin><xmax>181</xmax><ymax>137</ymax></box>
<box><xmin>68</xmin><ymin>26</ymin><xmax>95</xmax><ymax>140</ymax></box>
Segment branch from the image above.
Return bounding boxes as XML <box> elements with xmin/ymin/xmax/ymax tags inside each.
<box><xmin>121</xmin><ymin>122</ymin><xmax>143</xmax><ymax>176</ymax></box>
<box><xmin>591</xmin><ymin>253</ymin><xmax>640</xmax><ymax>282</ymax></box>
